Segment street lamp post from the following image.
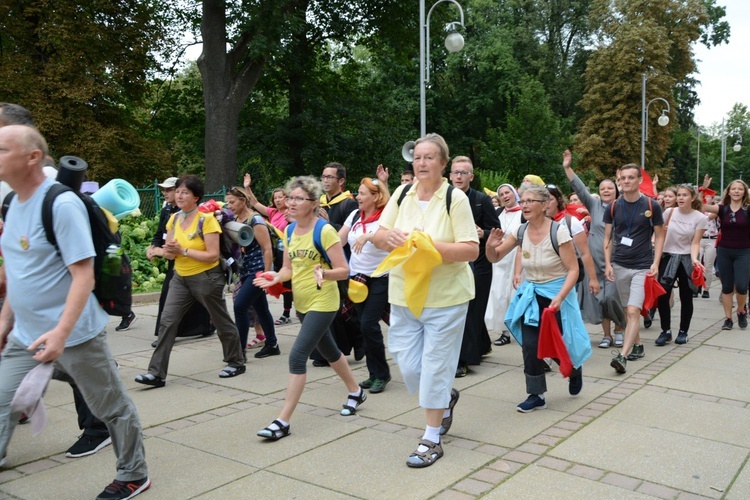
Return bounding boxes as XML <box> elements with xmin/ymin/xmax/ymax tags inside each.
<box><xmin>420</xmin><ymin>0</ymin><xmax>465</xmax><ymax>137</ymax></box>
<box><xmin>641</xmin><ymin>73</ymin><xmax>671</xmax><ymax>170</ymax></box>
<box><xmin>720</xmin><ymin>118</ymin><xmax>743</xmax><ymax>193</ymax></box>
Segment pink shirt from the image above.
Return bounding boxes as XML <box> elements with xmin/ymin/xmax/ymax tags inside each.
<box><xmin>267</xmin><ymin>207</ymin><xmax>288</xmax><ymax>230</ymax></box>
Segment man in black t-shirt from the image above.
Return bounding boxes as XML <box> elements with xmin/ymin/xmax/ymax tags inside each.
<box><xmin>604</xmin><ymin>164</ymin><xmax>665</xmax><ymax>374</ymax></box>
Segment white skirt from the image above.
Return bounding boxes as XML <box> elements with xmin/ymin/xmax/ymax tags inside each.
<box><xmin>485</xmin><ymin>246</ymin><xmax>522</xmax><ymax>332</ymax></box>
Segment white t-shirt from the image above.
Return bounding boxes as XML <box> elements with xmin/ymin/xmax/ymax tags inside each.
<box><xmin>344</xmin><ymin>209</ymin><xmax>390</xmax><ymax>276</ymax></box>
<box><xmin>663</xmin><ymin>208</ymin><xmax>708</xmax><ymax>254</ymax></box>
<box><xmin>517</xmin><ymin>222</ymin><xmax>573</xmax><ymax>283</ymax></box>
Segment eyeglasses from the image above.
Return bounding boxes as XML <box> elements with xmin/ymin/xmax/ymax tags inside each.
<box><xmin>451</xmin><ymin>170</ymin><xmax>471</xmax><ymax>176</ymax></box>
<box><xmin>545</xmin><ymin>184</ymin><xmax>560</xmax><ymax>194</ymax></box>
<box><xmin>321</xmin><ymin>175</ymin><xmax>339</xmax><ymax>181</ymax></box>
<box><xmin>519</xmin><ymin>199</ymin><xmax>545</xmax><ymax>206</ymax></box>
<box><xmin>287</xmin><ymin>196</ymin><xmax>316</xmax><ymax>204</ymax></box>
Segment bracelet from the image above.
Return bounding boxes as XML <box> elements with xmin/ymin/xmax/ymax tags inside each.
<box><xmin>183</xmin><ymin>248</ymin><xmax>188</xmax><ymax>256</ymax></box>
<box><xmin>322</xmin><ymin>269</ymin><xmax>326</xmax><ymax>280</ymax></box>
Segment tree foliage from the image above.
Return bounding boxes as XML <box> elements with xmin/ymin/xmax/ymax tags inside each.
<box><xmin>0</xmin><ymin>0</ymin><xmax>176</xmax><ymax>183</ymax></box>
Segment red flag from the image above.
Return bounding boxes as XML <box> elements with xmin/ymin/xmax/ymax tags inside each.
<box><xmin>639</xmin><ymin>169</ymin><xmax>657</xmax><ymax>198</ymax></box>
<box><xmin>255</xmin><ymin>271</ymin><xmax>291</xmax><ymax>298</ymax></box>
<box><xmin>642</xmin><ymin>275</ymin><xmax>667</xmax><ymax>316</ymax></box>
<box><xmin>700</xmin><ymin>187</ymin><xmax>717</xmax><ymax>205</ymax></box>
<box><xmin>537</xmin><ymin>307</ymin><xmax>573</xmax><ymax>378</ymax></box>
<box><xmin>691</xmin><ymin>267</ymin><xmax>705</xmax><ymax>288</ymax></box>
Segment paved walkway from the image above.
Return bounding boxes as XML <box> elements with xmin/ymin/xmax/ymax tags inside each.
<box><xmin>0</xmin><ymin>282</ymin><xmax>747</xmax><ymax>499</ymax></box>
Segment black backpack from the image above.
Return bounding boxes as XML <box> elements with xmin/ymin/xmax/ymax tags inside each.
<box><xmin>516</xmin><ymin>218</ymin><xmax>585</xmax><ymax>284</ymax></box>
<box><xmin>2</xmin><ymin>184</ymin><xmax>133</xmax><ymax>316</ymax></box>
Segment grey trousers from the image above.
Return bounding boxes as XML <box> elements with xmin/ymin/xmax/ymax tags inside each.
<box><xmin>0</xmin><ymin>332</ymin><xmax>148</xmax><ymax>480</ymax></box>
<box><xmin>149</xmin><ymin>266</ymin><xmax>244</xmax><ymax>379</ymax></box>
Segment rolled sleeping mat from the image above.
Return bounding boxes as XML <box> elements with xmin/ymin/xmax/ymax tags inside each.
<box><xmin>91</xmin><ymin>179</ymin><xmax>141</xmax><ymax>220</ymax></box>
<box><xmin>56</xmin><ymin>156</ymin><xmax>88</xmax><ymax>192</ymax></box>
<box><xmin>224</xmin><ymin>221</ymin><xmax>255</xmax><ymax>246</ymax></box>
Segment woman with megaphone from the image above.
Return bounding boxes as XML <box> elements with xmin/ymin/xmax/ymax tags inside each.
<box><xmin>225</xmin><ymin>187</ymin><xmax>279</xmax><ymax>359</ymax></box>
<box><xmin>338</xmin><ymin>177</ymin><xmax>392</xmax><ymax>394</ymax></box>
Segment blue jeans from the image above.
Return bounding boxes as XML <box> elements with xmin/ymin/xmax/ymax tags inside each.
<box><xmin>233</xmin><ymin>277</ymin><xmax>276</xmax><ymax>349</ymax></box>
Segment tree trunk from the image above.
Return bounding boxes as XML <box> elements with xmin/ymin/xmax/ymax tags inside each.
<box><xmin>198</xmin><ymin>0</ymin><xmax>266</xmax><ymax>192</ymax></box>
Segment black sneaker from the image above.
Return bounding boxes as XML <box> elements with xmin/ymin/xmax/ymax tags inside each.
<box><xmin>675</xmin><ymin>330</ymin><xmax>688</xmax><ymax>344</ymax></box>
<box><xmin>254</xmin><ymin>343</ymin><xmax>280</xmax><ymax>359</ymax></box>
<box><xmin>359</xmin><ymin>378</ymin><xmax>374</xmax><ymax>389</ymax></box>
<box><xmin>18</xmin><ymin>413</ymin><xmax>29</xmax><ymax>424</ymax></box>
<box><xmin>569</xmin><ymin>367</ymin><xmax>583</xmax><ymax>395</ymax></box>
<box><xmin>66</xmin><ymin>434</ymin><xmax>112</xmax><ymax>458</ymax></box>
<box><xmin>369</xmin><ymin>376</ymin><xmax>391</xmax><ymax>394</ymax></box>
<box><xmin>115</xmin><ymin>312</ymin><xmax>137</xmax><ymax>332</ymax></box>
<box><xmin>643</xmin><ymin>316</ymin><xmax>652</xmax><ymax>329</ymax></box>
<box><xmin>739</xmin><ymin>312</ymin><xmax>748</xmax><ymax>329</ymax></box>
<box><xmin>312</xmin><ymin>359</ymin><xmax>329</xmax><ymax>367</ymax></box>
<box><xmin>692</xmin><ymin>291</ymin><xmax>699</xmax><ymax>298</ymax></box>
<box><xmin>722</xmin><ymin>318</ymin><xmax>734</xmax><ymax>330</ymax></box>
<box><xmin>655</xmin><ymin>331</ymin><xmax>672</xmax><ymax>346</ymax></box>
<box><xmin>702</xmin><ymin>291</ymin><xmax>710</xmax><ymax>299</ymax></box>
<box><xmin>96</xmin><ymin>477</ymin><xmax>151</xmax><ymax>500</ymax></box>
<box><xmin>517</xmin><ymin>394</ymin><xmax>546</xmax><ymax>413</ymax></box>
<box><xmin>455</xmin><ymin>364</ymin><xmax>468</xmax><ymax>378</ymax></box>
<box><xmin>626</xmin><ymin>344</ymin><xmax>645</xmax><ymax>361</ymax></box>
<box><xmin>610</xmin><ymin>352</ymin><xmax>627</xmax><ymax>373</ymax></box>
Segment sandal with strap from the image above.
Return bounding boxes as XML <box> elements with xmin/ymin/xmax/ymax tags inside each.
<box><xmin>134</xmin><ymin>373</ymin><xmax>166</xmax><ymax>388</ymax></box>
<box><xmin>257</xmin><ymin>419</ymin><xmax>290</xmax><ymax>441</ymax></box>
<box><xmin>247</xmin><ymin>337</ymin><xmax>266</xmax><ymax>349</ymax></box>
<box><xmin>406</xmin><ymin>439</ymin><xmax>444</xmax><ymax>468</ymax></box>
<box><xmin>340</xmin><ymin>389</ymin><xmax>367</xmax><ymax>416</ymax></box>
<box><xmin>493</xmin><ymin>333</ymin><xmax>511</xmax><ymax>346</ymax></box>
<box><xmin>219</xmin><ymin>365</ymin><xmax>247</xmax><ymax>378</ymax></box>
<box><xmin>439</xmin><ymin>388</ymin><xmax>460</xmax><ymax>436</ymax></box>
<box><xmin>598</xmin><ymin>337</ymin><xmax>613</xmax><ymax>348</ymax></box>
<box><xmin>275</xmin><ymin>315</ymin><xmax>291</xmax><ymax>325</ymax></box>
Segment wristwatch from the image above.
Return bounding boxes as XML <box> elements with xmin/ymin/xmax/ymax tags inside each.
<box><xmin>183</xmin><ymin>248</ymin><xmax>189</xmax><ymax>256</ymax></box>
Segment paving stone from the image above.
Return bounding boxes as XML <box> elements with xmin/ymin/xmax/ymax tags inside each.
<box><xmin>600</xmin><ymin>472</ymin><xmax>642</xmax><ymax>490</ymax></box>
<box><xmin>470</xmin><ymin>468</ymin><xmax>508</xmax><ymax>485</ymax></box>
<box><xmin>502</xmin><ymin>451</ymin><xmax>537</xmax><ymax>464</ymax></box>
<box><xmin>530</xmin><ymin>434</ymin><xmax>562</xmax><ymax>446</ymax></box>
<box><xmin>487</xmin><ymin>460</ymin><xmax>523</xmax><ymax>474</ymax></box>
<box><xmin>517</xmin><ymin>443</ymin><xmax>548</xmax><ymax>455</ymax></box>
<box><xmin>557</xmin><ymin>420</ymin><xmax>583</xmax><ymax>431</ymax></box>
<box><xmin>637</xmin><ymin>481</ymin><xmax>681</xmax><ymax>499</ymax></box>
<box><xmin>474</xmin><ymin>444</ymin><xmax>509</xmax><ymax>457</ymax></box>
<box><xmin>454</xmin><ymin>478</ymin><xmax>494</xmax><ymax>495</ymax></box>
<box><xmin>545</xmin><ymin>427</ymin><xmax>573</xmax><ymax>438</ymax></box>
<box><xmin>537</xmin><ymin>456</ymin><xmax>571</xmax><ymax>471</ymax></box>
<box><xmin>567</xmin><ymin>464</ymin><xmax>604</xmax><ymax>480</ymax></box>
<box><xmin>432</xmin><ymin>490</ymin><xmax>475</xmax><ymax>500</ymax></box>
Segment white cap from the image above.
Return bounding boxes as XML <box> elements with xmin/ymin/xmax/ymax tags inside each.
<box><xmin>158</xmin><ymin>177</ymin><xmax>178</xmax><ymax>189</ymax></box>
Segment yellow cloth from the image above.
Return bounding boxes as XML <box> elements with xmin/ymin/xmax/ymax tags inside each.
<box><xmin>524</xmin><ymin>175</ymin><xmax>545</xmax><ymax>186</ymax></box>
<box><xmin>483</xmin><ymin>187</ymin><xmax>497</xmax><ymax>198</ymax></box>
<box><xmin>379</xmin><ymin>181</ymin><xmax>477</xmax><ymax>309</ymax></box>
<box><xmin>373</xmin><ymin>231</ymin><xmax>443</xmax><ymax>318</ymax></box>
<box><xmin>167</xmin><ymin>213</ymin><xmax>221</xmax><ymax>276</ymax></box>
<box><xmin>319</xmin><ymin>191</ymin><xmax>354</xmax><ymax>209</ymax></box>
<box><xmin>101</xmin><ymin>207</ymin><xmax>118</xmax><ymax>234</ymax></box>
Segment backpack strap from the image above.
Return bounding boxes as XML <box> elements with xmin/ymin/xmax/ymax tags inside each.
<box><xmin>312</xmin><ymin>218</ymin><xmax>330</xmax><ymax>266</ymax></box>
<box><xmin>351</xmin><ymin>209</ymin><xmax>361</xmax><ymax>227</ymax></box>
<box><xmin>517</xmin><ymin>220</ymin><xmax>561</xmax><ymax>256</ymax></box>
<box><xmin>285</xmin><ymin>219</ymin><xmax>331</xmax><ymax>266</ymax></box>
<box><xmin>41</xmin><ymin>184</ymin><xmax>74</xmax><ymax>250</ymax></box>
<box><xmin>396</xmin><ymin>183</ymin><xmax>454</xmax><ymax>215</ymax></box>
<box><xmin>1</xmin><ymin>191</ymin><xmax>16</xmax><ymax>221</ymax></box>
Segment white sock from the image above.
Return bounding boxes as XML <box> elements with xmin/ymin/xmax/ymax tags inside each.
<box><xmin>421</xmin><ymin>425</ymin><xmax>441</xmax><ymax>450</ymax></box>
<box><xmin>346</xmin><ymin>389</ymin><xmax>363</xmax><ymax>408</ymax></box>
<box><xmin>267</xmin><ymin>418</ymin><xmax>288</xmax><ymax>431</ymax></box>
<box><xmin>538</xmin><ymin>393</ymin><xmax>545</xmax><ymax>400</ymax></box>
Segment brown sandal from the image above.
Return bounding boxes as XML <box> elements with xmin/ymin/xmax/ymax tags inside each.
<box><xmin>406</xmin><ymin>439</ymin><xmax>444</xmax><ymax>468</ymax></box>
<box><xmin>439</xmin><ymin>388</ymin><xmax>460</xmax><ymax>436</ymax></box>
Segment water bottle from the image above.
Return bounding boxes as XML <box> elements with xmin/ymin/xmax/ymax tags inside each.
<box><xmin>102</xmin><ymin>244</ymin><xmax>122</xmax><ymax>298</ymax></box>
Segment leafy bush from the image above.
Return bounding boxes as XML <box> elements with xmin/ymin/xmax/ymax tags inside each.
<box><xmin>118</xmin><ymin>214</ymin><xmax>168</xmax><ymax>294</ymax></box>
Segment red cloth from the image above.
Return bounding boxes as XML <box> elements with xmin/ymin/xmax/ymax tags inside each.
<box><xmin>691</xmin><ymin>266</ymin><xmax>706</xmax><ymax>288</ymax></box>
<box><xmin>537</xmin><ymin>307</ymin><xmax>573</xmax><ymax>378</ymax></box>
<box><xmin>699</xmin><ymin>187</ymin><xmax>717</xmax><ymax>205</ymax></box>
<box><xmin>641</xmin><ymin>275</ymin><xmax>667</xmax><ymax>316</ymax></box>
<box><xmin>639</xmin><ymin>169</ymin><xmax>657</xmax><ymax>198</ymax></box>
<box><xmin>255</xmin><ymin>272</ymin><xmax>291</xmax><ymax>298</ymax></box>
<box><xmin>198</xmin><ymin>199</ymin><xmax>222</xmax><ymax>213</ymax></box>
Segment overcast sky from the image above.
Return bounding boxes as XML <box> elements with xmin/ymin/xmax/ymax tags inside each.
<box><xmin>693</xmin><ymin>0</ymin><xmax>750</xmax><ymax>127</ymax></box>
